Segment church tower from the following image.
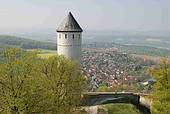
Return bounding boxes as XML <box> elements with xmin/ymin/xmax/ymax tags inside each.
<box><xmin>56</xmin><ymin>12</ymin><xmax>83</xmax><ymax>62</ymax></box>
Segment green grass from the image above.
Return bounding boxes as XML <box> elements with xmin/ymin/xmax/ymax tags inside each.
<box><xmin>28</xmin><ymin>49</ymin><xmax>57</xmax><ymax>59</ymax></box>
<box><xmin>38</xmin><ymin>53</ymin><xmax>57</xmax><ymax>59</ymax></box>
<box><xmin>105</xmin><ymin>104</ymin><xmax>142</xmax><ymax>114</ymax></box>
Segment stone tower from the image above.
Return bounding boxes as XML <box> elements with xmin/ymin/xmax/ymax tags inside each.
<box><xmin>56</xmin><ymin>12</ymin><xmax>83</xmax><ymax>62</ymax></box>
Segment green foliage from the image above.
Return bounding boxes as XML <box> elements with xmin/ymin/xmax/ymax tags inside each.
<box><xmin>150</xmin><ymin>59</ymin><xmax>170</xmax><ymax>114</ymax></box>
<box><xmin>41</xmin><ymin>56</ymin><xmax>86</xmax><ymax>114</ymax></box>
<box><xmin>0</xmin><ymin>48</ymin><xmax>86</xmax><ymax>114</ymax></box>
<box><xmin>96</xmin><ymin>84</ymin><xmax>109</xmax><ymax>92</ymax></box>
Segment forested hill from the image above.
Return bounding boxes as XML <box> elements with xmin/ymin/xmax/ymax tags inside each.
<box><xmin>1</xmin><ymin>35</ymin><xmax>170</xmax><ymax>57</ymax></box>
<box><xmin>0</xmin><ymin>35</ymin><xmax>56</xmax><ymax>50</ymax></box>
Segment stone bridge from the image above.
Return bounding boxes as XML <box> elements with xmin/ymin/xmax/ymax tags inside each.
<box><xmin>82</xmin><ymin>92</ymin><xmax>152</xmax><ymax>114</ymax></box>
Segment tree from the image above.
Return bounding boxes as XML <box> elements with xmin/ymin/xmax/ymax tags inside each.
<box><xmin>150</xmin><ymin>59</ymin><xmax>170</xmax><ymax>114</ymax></box>
<box><xmin>0</xmin><ymin>48</ymin><xmax>86</xmax><ymax>114</ymax></box>
<box><xmin>41</xmin><ymin>56</ymin><xmax>86</xmax><ymax>114</ymax></box>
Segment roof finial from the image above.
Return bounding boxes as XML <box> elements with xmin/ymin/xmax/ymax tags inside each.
<box><xmin>69</xmin><ymin>12</ymin><xmax>72</xmax><ymax>15</ymax></box>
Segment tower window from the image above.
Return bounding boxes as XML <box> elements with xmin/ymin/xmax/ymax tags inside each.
<box><xmin>65</xmin><ymin>34</ymin><xmax>67</xmax><ymax>39</ymax></box>
<box><xmin>59</xmin><ymin>34</ymin><xmax>61</xmax><ymax>38</ymax></box>
<box><xmin>79</xmin><ymin>34</ymin><xmax>81</xmax><ymax>39</ymax></box>
<box><xmin>72</xmin><ymin>34</ymin><xmax>74</xmax><ymax>39</ymax></box>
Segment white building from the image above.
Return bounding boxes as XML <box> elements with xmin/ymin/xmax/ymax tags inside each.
<box><xmin>57</xmin><ymin>12</ymin><xmax>83</xmax><ymax>62</ymax></box>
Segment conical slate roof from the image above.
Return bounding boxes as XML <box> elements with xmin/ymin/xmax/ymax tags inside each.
<box><xmin>57</xmin><ymin>12</ymin><xmax>83</xmax><ymax>32</ymax></box>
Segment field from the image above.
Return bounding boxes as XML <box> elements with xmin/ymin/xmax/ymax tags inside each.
<box><xmin>28</xmin><ymin>49</ymin><xmax>57</xmax><ymax>59</ymax></box>
<box><xmin>37</xmin><ymin>50</ymin><xmax>57</xmax><ymax>59</ymax></box>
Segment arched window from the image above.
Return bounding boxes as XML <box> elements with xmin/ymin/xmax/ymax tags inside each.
<box><xmin>72</xmin><ymin>34</ymin><xmax>74</xmax><ymax>39</ymax></box>
<box><xmin>65</xmin><ymin>34</ymin><xmax>67</xmax><ymax>39</ymax></box>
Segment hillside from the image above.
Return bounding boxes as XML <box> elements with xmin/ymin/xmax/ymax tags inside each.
<box><xmin>1</xmin><ymin>35</ymin><xmax>170</xmax><ymax>57</ymax></box>
<box><xmin>120</xmin><ymin>45</ymin><xmax>170</xmax><ymax>57</ymax></box>
<box><xmin>0</xmin><ymin>35</ymin><xmax>56</xmax><ymax>50</ymax></box>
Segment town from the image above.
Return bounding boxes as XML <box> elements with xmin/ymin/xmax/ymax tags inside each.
<box><xmin>82</xmin><ymin>47</ymin><xmax>154</xmax><ymax>92</ymax></box>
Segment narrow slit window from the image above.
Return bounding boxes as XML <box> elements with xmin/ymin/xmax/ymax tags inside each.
<box><xmin>72</xmin><ymin>34</ymin><xmax>74</xmax><ymax>39</ymax></box>
<box><xmin>65</xmin><ymin>34</ymin><xmax>67</xmax><ymax>39</ymax></box>
<box><xmin>79</xmin><ymin>34</ymin><xmax>81</xmax><ymax>39</ymax></box>
<box><xmin>59</xmin><ymin>34</ymin><xmax>61</xmax><ymax>38</ymax></box>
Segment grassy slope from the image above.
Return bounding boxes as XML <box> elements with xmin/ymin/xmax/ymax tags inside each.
<box><xmin>105</xmin><ymin>104</ymin><xmax>142</xmax><ymax>114</ymax></box>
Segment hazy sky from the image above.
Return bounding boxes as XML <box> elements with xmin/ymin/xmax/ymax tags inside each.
<box><xmin>0</xmin><ymin>0</ymin><xmax>170</xmax><ymax>32</ymax></box>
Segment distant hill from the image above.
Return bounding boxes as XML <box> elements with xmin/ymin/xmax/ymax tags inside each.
<box><xmin>83</xmin><ymin>42</ymin><xmax>170</xmax><ymax>57</ymax></box>
<box><xmin>0</xmin><ymin>35</ymin><xmax>56</xmax><ymax>50</ymax></box>
<box><xmin>84</xmin><ymin>34</ymin><xmax>170</xmax><ymax>49</ymax></box>
<box><xmin>0</xmin><ymin>35</ymin><xmax>170</xmax><ymax>57</ymax></box>
<box><xmin>8</xmin><ymin>29</ymin><xmax>170</xmax><ymax>49</ymax></box>
<box><xmin>120</xmin><ymin>45</ymin><xmax>170</xmax><ymax>57</ymax></box>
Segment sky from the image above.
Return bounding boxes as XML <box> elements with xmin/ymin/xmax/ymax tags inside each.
<box><xmin>0</xmin><ymin>0</ymin><xmax>170</xmax><ymax>33</ymax></box>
